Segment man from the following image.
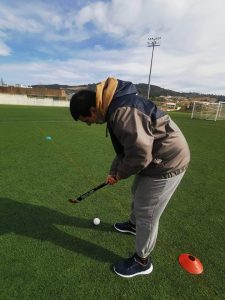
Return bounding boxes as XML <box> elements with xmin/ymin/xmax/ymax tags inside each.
<box><xmin>70</xmin><ymin>77</ymin><xmax>190</xmax><ymax>278</ymax></box>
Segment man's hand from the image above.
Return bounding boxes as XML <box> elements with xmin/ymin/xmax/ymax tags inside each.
<box><xmin>105</xmin><ymin>174</ymin><xmax>120</xmax><ymax>185</ymax></box>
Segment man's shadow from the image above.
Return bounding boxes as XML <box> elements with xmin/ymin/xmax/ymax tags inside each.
<box><xmin>0</xmin><ymin>197</ymin><xmax>121</xmax><ymax>263</ymax></box>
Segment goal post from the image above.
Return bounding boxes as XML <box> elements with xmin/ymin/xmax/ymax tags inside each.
<box><xmin>216</xmin><ymin>102</ymin><xmax>225</xmax><ymax>120</ymax></box>
<box><xmin>191</xmin><ymin>101</ymin><xmax>225</xmax><ymax>121</ymax></box>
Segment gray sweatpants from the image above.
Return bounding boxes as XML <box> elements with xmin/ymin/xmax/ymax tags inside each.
<box><xmin>130</xmin><ymin>172</ymin><xmax>185</xmax><ymax>258</ymax></box>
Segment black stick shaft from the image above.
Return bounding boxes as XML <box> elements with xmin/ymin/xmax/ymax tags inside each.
<box><xmin>68</xmin><ymin>182</ymin><xmax>107</xmax><ymax>204</ymax></box>
<box><xmin>77</xmin><ymin>182</ymin><xmax>107</xmax><ymax>201</ymax></box>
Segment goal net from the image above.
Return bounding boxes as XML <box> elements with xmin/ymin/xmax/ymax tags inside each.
<box><xmin>191</xmin><ymin>101</ymin><xmax>225</xmax><ymax>121</ymax></box>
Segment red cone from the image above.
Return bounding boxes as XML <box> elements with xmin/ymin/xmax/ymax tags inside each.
<box><xmin>178</xmin><ymin>253</ymin><xmax>203</xmax><ymax>274</ymax></box>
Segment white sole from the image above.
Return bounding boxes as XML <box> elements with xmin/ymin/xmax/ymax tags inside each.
<box><xmin>114</xmin><ymin>264</ymin><xmax>153</xmax><ymax>278</ymax></box>
<box><xmin>114</xmin><ymin>225</ymin><xmax>136</xmax><ymax>236</ymax></box>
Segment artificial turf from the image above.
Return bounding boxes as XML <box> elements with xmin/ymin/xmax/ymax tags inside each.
<box><xmin>0</xmin><ymin>105</ymin><xmax>224</xmax><ymax>299</ymax></box>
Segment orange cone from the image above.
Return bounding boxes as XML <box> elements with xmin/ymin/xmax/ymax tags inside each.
<box><xmin>178</xmin><ymin>254</ymin><xmax>203</xmax><ymax>274</ymax></box>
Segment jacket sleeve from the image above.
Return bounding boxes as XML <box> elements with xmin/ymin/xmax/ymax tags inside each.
<box><xmin>109</xmin><ymin>154</ymin><xmax>123</xmax><ymax>175</ymax></box>
<box><xmin>110</xmin><ymin>106</ymin><xmax>154</xmax><ymax>179</ymax></box>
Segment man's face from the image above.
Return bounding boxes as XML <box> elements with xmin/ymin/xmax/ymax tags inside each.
<box><xmin>79</xmin><ymin>115</ymin><xmax>98</xmax><ymax>126</ymax></box>
<box><xmin>78</xmin><ymin>107</ymin><xmax>103</xmax><ymax>126</ymax></box>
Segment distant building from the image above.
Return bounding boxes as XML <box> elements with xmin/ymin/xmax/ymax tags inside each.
<box><xmin>160</xmin><ymin>102</ymin><xmax>181</xmax><ymax>111</ymax></box>
<box><xmin>0</xmin><ymin>85</ymin><xmax>67</xmax><ymax>100</ymax></box>
<box><xmin>14</xmin><ymin>84</ymin><xmax>32</xmax><ymax>88</ymax></box>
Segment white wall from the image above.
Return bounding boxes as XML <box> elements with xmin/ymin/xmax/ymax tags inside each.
<box><xmin>0</xmin><ymin>93</ymin><xmax>69</xmax><ymax>107</ymax></box>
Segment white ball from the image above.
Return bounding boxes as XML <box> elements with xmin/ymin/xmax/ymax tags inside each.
<box><xmin>93</xmin><ymin>217</ymin><xmax>100</xmax><ymax>225</ymax></box>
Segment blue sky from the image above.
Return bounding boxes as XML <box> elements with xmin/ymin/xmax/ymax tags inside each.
<box><xmin>0</xmin><ymin>0</ymin><xmax>224</xmax><ymax>94</ymax></box>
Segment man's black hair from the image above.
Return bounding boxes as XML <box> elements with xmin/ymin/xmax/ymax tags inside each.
<box><xmin>70</xmin><ymin>89</ymin><xmax>96</xmax><ymax>121</ymax></box>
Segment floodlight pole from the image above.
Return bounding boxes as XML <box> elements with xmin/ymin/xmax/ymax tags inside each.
<box><xmin>147</xmin><ymin>37</ymin><xmax>161</xmax><ymax>99</ymax></box>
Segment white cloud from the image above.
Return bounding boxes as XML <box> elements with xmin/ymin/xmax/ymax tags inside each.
<box><xmin>0</xmin><ymin>40</ymin><xmax>11</xmax><ymax>56</ymax></box>
<box><xmin>75</xmin><ymin>0</ymin><xmax>192</xmax><ymax>43</ymax></box>
<box><xmin>0</xmin><ymin>3</ymin><xmax>44</xmax><ymax>33</ymax></box>
<box><xmin>0</xmin><ymin>0</ymin><xmax>225</xmax><ymax>94</ymax></box>
<box><xmin>1</xmin><ymin>41</ymin><xmax>225</xmax><ymax>94</ymax></box>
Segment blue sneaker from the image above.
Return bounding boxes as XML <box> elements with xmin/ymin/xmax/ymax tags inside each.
<box><xmin>114</xmin><ymin>254</ymin><xmax>153</xmax><ymax>278</ymax></box>
<box><xmin>114</xmin><ymin>221</ymin><xmax>136</xmax><ymax>236</ymax></box>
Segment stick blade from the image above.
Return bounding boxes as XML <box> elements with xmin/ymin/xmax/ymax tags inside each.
<box><xmin>68</xmin><ymin>198</ymin><xmax>80</xmax><ymax>204</ymax></box>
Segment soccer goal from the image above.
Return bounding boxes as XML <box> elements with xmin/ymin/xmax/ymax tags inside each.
<box><xmin>191</xmin><ymin>101</ymin><xmax>225</xmax><ymax>121</ymax></box>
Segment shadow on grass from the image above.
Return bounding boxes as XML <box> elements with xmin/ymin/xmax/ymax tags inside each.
<box><xmin>0</xmin><ymin>197</ymin><xmax>121</xmax><ymax>263</ymax></box>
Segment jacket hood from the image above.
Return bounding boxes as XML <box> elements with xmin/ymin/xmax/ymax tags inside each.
<box><xmin>96</xmin><ymin>77</ymin><xmax>137</xmax><ymax>120</ymax></box>
<box><xmin>114</xmin><ymin>79</ymin><xmax>138</xmax><ymax>98</ymax></box>
<box><xmin>96</xmin><ymin>77</ymin><xmax>118</xmax><ymax>120</ymax></box>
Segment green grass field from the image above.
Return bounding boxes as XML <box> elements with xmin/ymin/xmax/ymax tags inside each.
<box><xmin>0</xmin><ymin>105</ymin><xmax>224</xmax><ymax>300</ymax></box>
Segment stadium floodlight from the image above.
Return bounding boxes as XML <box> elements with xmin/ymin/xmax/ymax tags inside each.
<box><xmin>191</xmin><ymin>101</ymin><xmax>225</xmax><ymax>121</ymax></box>
<box><xmin>147</xmin><ymin>37</ymin><xmax>161</xmax><ymax>99</ymax></box>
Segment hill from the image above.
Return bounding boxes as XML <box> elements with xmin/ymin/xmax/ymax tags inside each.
<box><xmin>32</xmin><ymin>83</ymin><xmax>225</xmax><ymax>102</ymax></box>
